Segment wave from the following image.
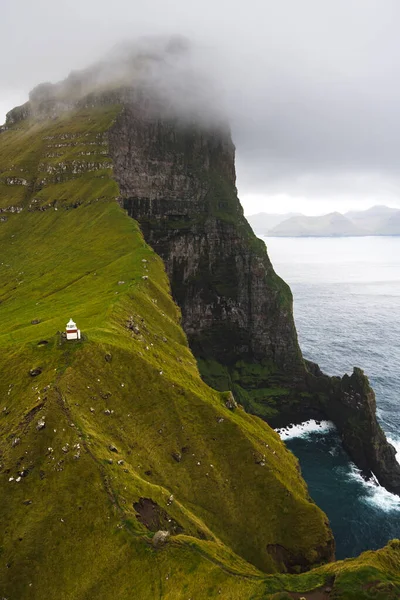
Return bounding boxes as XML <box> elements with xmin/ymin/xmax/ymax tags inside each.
<box><xmin>388</xmin><ymin>436</ymin><xmax>400</xmax><ymax>465</ymax></box>
<box><xmin>345</xmin><ymin>463</ymin><xmax>400</xmax><ymax>512</ymax></box>
<box><xmin>275</xmin><ymin>419</ymin><xmax>335</xmax><ymax>441</ymax></box>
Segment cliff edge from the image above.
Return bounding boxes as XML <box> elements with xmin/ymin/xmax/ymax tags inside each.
<box><xmin>1</xmin><ymin>40</ymin><xmax>400</xmax><ymax>597</ymax></box>
<box><xmin>4</xmin><ymin>46</ymin><xmax>399</xmax><ymax>497</ymax></box>
<box><xmin>104</xmin><ymin>84</ymin><xmax>400</xmax><ymax>496</ymax></box>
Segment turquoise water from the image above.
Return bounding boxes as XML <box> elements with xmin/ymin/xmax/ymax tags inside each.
<box><xmin>263</xmin><ymin>236</ymin><xmax>400</xmax><ymax>559</ymax></box>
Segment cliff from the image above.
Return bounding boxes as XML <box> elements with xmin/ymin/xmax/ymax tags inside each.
<box><xmin>108</xmin><ymin>102</ymin><xmax>302</xmax><ymax>372</ymax></box>
<box><xmin>106</xmin><ymin>93</ymin><xmax>400</xmax><ymax>497</ymax></box>
<box><xmin>0</xmin><ymin>102</ymin><xmax>336</xmax><ymax>598</ymax></box>
<box><xmin>308</xmin><ymin>365</ymin><xmax>400</xmax><ymax>495</ymax></box>
<box><xmin>5</xmin><ymin>45</ymin><xmax>397</xmax><ymax>494</ymax></box>
<box><xmin>1</xmin><ymin>44</ymin><xmax>400</xmax><ymax>597</ymax></box>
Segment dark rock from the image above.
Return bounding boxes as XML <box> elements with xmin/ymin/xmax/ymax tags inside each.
<box><xmin>11</xmin><ymin>437</ymin><xmax>21</xmax><ymax>447</ymax></box>
<box><xmin>31</xmin><ymin>319</ymin><xmax>41</xmax><ymax>325</ymax></box>
<box><xmin>305</xmin><ymin>359</ymin><xmax>324</xmax><ymax>377</ymax></box>
<box><xmin>23</xmin><ymin>499</ymin><xmax>32</xmax><ymax>505</ymax></box>
<box><xmin>126</xmin><ymin>316</ymin><xmax>140</xmax><ymax>334</ymax></box>
<box><xmin>110</xmin><ymin>109</ymin><xmax>302</xmax><ymax>373</ymax></box>
<box><xmin>109</xmin><ymin>444</ymin><xmax>118</xmax><ymax>453</ymax></box>
<box><xmin>105</xmin><ymin>81</ymin><xmax>400</xmax><ymax>498</ymax></box>
<box><xmin>171</xmin><ymin>451</ymin><xmax>182</xmax><ymax>463</ymax></box>
<box><xmin>134</xmin><ymin>497</ymin><xmax>183</xmax><ymax>534</ymax></box>
<box><xmin>6</xmin><ymin>102</ymin><xmax>32</xmax><ymax>126</ymax></box>
<box><xmin>105</xmin><ymin>353</ymin><xmax>112</xmax><ymax>362</ymax></box>
<box><xmin>29</xmin><ymin>368</ymin><xmax>42</xmax><ymax>377</ymax></box>
<box><xmin>308</xmin><ymin>366</ymin><xmax>400</xmax><ymax>495</ymax></box>
<box><xmin>266</xmin><ymin>540</ymin><xmax>335</xmax><ymax>574</ymax></box>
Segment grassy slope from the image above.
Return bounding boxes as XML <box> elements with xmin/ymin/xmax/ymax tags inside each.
<box><xmin>0</xmin><ymin>108</ymin><xmax>398</xmax><ymax>599</ymax></box>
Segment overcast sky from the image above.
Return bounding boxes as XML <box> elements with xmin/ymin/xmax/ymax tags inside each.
<box><xmin>2</xmin><ymin>0</ymin><xmax>400</xmax><ymax>215</ymax></box>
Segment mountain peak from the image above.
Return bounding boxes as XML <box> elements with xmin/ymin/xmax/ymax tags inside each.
<box><xmin>4</xmin><ymin>37</ymin><xmax>224</xmax><ymax>129</ymax></box>
<box><xmin>248</xmin><ymin>205</ymin><xmax>400</xmax><ymax>237</ymax></box>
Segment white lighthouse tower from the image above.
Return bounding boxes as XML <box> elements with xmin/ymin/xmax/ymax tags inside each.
<box><xmin>66</xmin><ymin>318</ymin><xmax>81</xmax><ymax>340</ymax></box>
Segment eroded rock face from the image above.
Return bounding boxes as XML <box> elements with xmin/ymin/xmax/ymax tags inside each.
<box><xmin>308</xmin><ymin>367</ymin><xmax>400</xmax><ymax>495</ymax></box>
<box><xmin>109</xmin><ymin>103</ymin><xmax>303</xmax><ymax>371</ymax></box>
<box><xmin>108</xmin><ymin>95</ymin><xmax>400</xmax><ymax>497</ymax></box>
<box><xmin>4</xmin><ymin>102</ymin><xmax>32</xmax><ymax>127</ymax></box>
<box><xmin>4</xmin><ymin>54</ymin><xmax>400</xmax><ymax>497</ymax></box>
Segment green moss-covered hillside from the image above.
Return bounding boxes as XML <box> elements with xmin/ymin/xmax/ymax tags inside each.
<box><xmin>0</xmin><ymin>107</ymin><xmax>399</xmax><ymax>599</ymax></box>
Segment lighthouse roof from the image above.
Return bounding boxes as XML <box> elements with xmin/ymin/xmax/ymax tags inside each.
<box><xmin>66</xmin><ymin>318</ymin><xmax>77</xmax><ymax>329</ymax></box>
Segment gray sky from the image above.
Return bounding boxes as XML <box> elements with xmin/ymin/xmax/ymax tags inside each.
<box><xmin>2</xmin><ymin>0</ymin><xmax>400</xmax><ymax>215</ymax></box>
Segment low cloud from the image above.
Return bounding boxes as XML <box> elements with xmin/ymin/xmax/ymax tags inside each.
<box><xmin>2</xmin><ymin>0</ymin><xmax>400</xmax><ymax>212</ymax></box>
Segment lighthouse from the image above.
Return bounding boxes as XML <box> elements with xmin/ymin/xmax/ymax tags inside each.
<box><xmin>66</xmin><ymin>318</ymin><xmax>81</xmax><ymax>340</ymax></box>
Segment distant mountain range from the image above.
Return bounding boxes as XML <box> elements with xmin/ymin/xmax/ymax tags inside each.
<box><xmin>247</xmin><ymin>205</ymin><xmax>400</xmax><ymax>237</ymax></box>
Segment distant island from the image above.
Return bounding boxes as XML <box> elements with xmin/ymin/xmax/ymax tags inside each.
<box><xmin>247</xmin><ymin>205</ymin><xmax>400</xmax><ymax>237</ymax></box>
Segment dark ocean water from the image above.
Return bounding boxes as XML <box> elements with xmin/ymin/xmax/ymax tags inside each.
<box><xmin>263</xmin><ymin>236</ymin><xmax>400</xmax><ymax>560</ymax></box>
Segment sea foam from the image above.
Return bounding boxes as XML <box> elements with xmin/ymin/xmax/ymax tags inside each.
<box><xmin>346</xmin><ymin>463</ymin><xmax>400</xmax><ymax>512</ymax></box>
<box><xmin>275</xmin><ymin>419</ymin><xmax>335</xmax><ymax>441</ymax></box>
<box><xmin>277</xmin><ymin>423</ymin><xmax>400</xmax><ymax>510</ymax></box>
<box><xmin>388</xmin><ymin>436</ymin><xmax>400</xmax><ymax>466</ymax></box>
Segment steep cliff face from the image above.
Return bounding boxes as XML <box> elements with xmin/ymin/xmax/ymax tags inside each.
<box><xmin>107</xmin><ymin>93</ymin><xmax>400</xmax><ymax>497</ymax></box>
<box><xmin>6</xmin><ymin>74</ymin><xmax>400</xmax><ymax>497</ymax></box>
<box><xmin>3</xmin><ymin>38</ymin><xmax>400</xmax><ymax>499</ymax></box>
<box><xmin>109</xmin><ymin>103</ymin><xmax>303</xmax><ymax>372</ymax></box>
<box><xmin>307</xmin><ymin>366</ymin><xmax>400</xmax><ymax>495</ymax></box>
<box><xmin>0</xmin><ymin>102</ymin><xmax>338</xmax><ymax>598</ymax></box>
<box><xmin>3</xmin><ymin>55</ymin><xmax>400</xmax><ymax>597</ymax></box>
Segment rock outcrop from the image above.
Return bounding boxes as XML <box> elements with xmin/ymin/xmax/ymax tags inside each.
<box><xmin>3</xmin><ymin>45</ymin><xmax>400</xmax><ymax>598</ymax></box>
<box><xmin>106</xmin><ymin>84</ymin><xmax>400</xmax><ymax>496</ymax></box>
<box><xmin>109</xmin><ymin>102</ymin><xmax>303</xmax><ymax>372</ymax></box>
<box><xmin>3</xmin><ymin>42</ymin><xmax>400</xmax><ymax>498</ymax></box>
<box><xmin>308</xmin><ymin>366</ymin><xmax>400</xmax><ymax>495</ymax></box>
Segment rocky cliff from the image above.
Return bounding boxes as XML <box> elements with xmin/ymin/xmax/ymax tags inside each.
<box><xmin>0</xmin><ymin>98</ymin><xmax>337</xmax><ymax>598</ymax></box>
<box><xmin>105</xmin><ymin>92</ymin><xmax>400</xmax><ymax>497</ymax></box>
<box><xmin>2</xmin><ymin>44</ymin><xmax>400</xmax><ymax>597</ymax></box>
<box><xmin>108</xmin><ymin>102</ymin><xmax>302</xmax><ymax>372</ymax></box>
<box><xmin>308</xmin><ymin>365</ymin><xmax>400</xmax><ymax>495</ymax></box>
<box><xmin>4</xmin><ymin>58</ymin><xmax>400</xmax><ymax>496</ymax></box>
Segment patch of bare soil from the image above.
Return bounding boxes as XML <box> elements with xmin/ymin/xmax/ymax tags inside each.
<box><xmin>133</xmin><ymin>497</ymin><xmax>183</xmax><ymax>534</ymax></box>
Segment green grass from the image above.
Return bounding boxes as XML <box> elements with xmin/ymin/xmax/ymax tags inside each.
<box><xmin>0</xmin><ymin>106</ymin><xmax>399</xmax><ymax>599</ymax></box>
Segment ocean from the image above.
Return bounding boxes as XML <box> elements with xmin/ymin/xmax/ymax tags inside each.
<box><xmin>263</xmin><ymin>235</ymin><xmax>400</xmax><ymax>560</ymax></box>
